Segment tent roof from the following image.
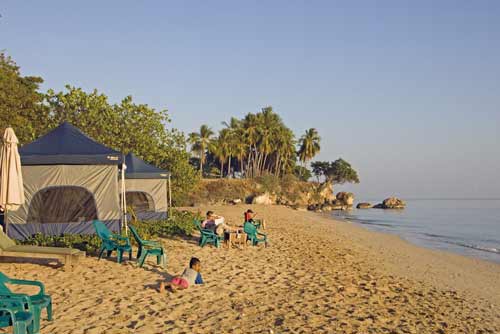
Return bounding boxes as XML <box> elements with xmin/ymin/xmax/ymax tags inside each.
<box><xmin>125</xmin><ymin>153</ymin><xmax>170</xmax><ymax>179</ymax></box>
<box><xmin>20</xmin><ymin>122</ymin><xmax>122</xmax><ymax>165</ymax></box>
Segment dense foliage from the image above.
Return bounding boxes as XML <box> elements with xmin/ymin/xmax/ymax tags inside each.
<box><xmin>18</xmin><ymin>210</ymin><xmax>199</xmax><ymax>254</ymax></box>
<box><xmin>0</xmin><ymin>53</ymin><xmax>198</xmax><ymax>205</ymax></box>
<box><xmin>311</xmin><ymin>159</ymin><xmax>360</xmax><ymax>184</ymax></box>
<box><xmin>189</xmin><ymin>107</ymin><xmax>322</xmax><ymax>179</ymax></box>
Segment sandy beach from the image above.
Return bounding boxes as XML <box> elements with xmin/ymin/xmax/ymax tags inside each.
<box><xmin>1</xmin><ymin>205</ymin><xmax>499</xmax><ymax>334</ymax></box>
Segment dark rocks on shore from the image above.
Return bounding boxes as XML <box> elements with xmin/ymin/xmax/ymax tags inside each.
<box><xmin>356</xmin><ymin>202</ymin><xmax>372</xmax><ymax>209</ymax></box>
<box><xmin>374</xmin><ymin>197</ymin><xmax>406</xmax><ymax>209</ymax></box>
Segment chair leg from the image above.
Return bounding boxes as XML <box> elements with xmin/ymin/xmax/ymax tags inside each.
<box><xmin>12</xmin><ymin>321</ymin><xmax>29</xmax><ymax>334</ymax></box>
<box><xmin>129</xmin><ymin>250</ymin><xmax>133</xmax><ymax>261</ymax></box>
<box><xmin>47</xmin><ymin>300</ymin><xmax>53</xmax><ymax>321</ymax></box>
<box><xmin>137</xmin><ymin>247</ymin><xmax>142</xmax><ymax>259</ymax></box>
<box><xmin>138</xmin><ymin>251</ymin><xmax>147</xmax><ymax>267</ymax></box>
<box><xmin>106</xmin><ymin>250</ymin><xmax>113</xmax><ymax>258</ymax></box>
<box><xmin>117</xmin><ymin>250</ymin><xmax>123</xmax><ymax>264</ymax></box>
<box><xmin>98</xmin><ymin>246</ymin><xmax>105</xmax><ymax>260</ymax></box>
<box><xmin>32</xmin><ymin>307</ymin><xmax>41</xmax><ymax>334</ymax></box>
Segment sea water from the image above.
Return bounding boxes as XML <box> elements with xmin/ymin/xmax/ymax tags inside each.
<box><xmin>332</xmin><ymin>199</ymin><xmax>500</xmax><ymax>263</ymax></box>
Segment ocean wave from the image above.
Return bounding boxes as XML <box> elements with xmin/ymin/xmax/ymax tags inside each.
<box><xmin>443</xmin><ymin>240</ymin><xmax>500</xmax><ymax>255</ymax></box>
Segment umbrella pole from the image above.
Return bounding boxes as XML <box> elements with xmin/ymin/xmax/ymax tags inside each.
<box><xmin>121</xmin><ymin>163</ymin><xmax>128</xmax><ymax>235</ymax></box>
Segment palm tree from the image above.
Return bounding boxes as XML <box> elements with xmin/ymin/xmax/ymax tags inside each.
<box><xmin>188</xmin><ymin>124</ymin><xmax>214</xmax><ymax>175</ymax></box>
<box><xmin>297</xmin><ymin>128</ymin><xmax>321</xmax><ymax>177</ymax></box>
<box><xmin>213</xmin><ymin>129</ymin><xmax>231</xmax><ymax>177</ymax></box>
<box><xmin>222</xmin><ymin>117</ymin><xmax>242</xmax><ymax>177</ymax></box>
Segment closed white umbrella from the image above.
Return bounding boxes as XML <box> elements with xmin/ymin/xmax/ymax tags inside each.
<box><xmin>0</xmin><ymin>128</ymin><xmax>24</xmax><ymax>233</ymax></box>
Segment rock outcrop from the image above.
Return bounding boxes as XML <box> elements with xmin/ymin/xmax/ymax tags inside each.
<box><xmin>374</xmin><ymin>197</ymin><xmax>406</xmax><ymax>209</ymax></box>
<box><xmin>252</xmin><ymin>192</ymin><xmax>274</xmax><ymax>205</ymax></box>
<box><xmin>336</xmin><ymin>192</ymin><xmax>354</xmax><ymax>207</ymax></box>
<box><xmin>356</xmin><ymin>202</ymin><xmax>372</xmax><ymax>209</ymax></box>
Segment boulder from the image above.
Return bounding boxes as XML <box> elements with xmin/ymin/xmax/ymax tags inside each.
<box><xmin>252</xmin><ymin>193</ymin><xmax>273</xmax><ymax>205</ymax></box>
<box><xmin>374</xmin><ymin>197</ymin><xmax>406</xmax><ymax>209</ymax></box>
<box><xmin>336</xmin><ymin>192</ymin><xmax>355</xmax><ymax>206</ymax></box>
<box><xmin>356</xmin><ymin>202</ymin><xmax>372</xmax><ymax>209</ymax></box>
<box><xmin>307</xmin><ymin>204</ymin><xmax>318</xmax><ymax>211</ymax></box>
<box><xmin>322</xmin><ymin>205</ymin><xmax>333</xmax><ymax>212</ymax></box>
<box><xmin>230</xmin><ymin>198</ymin><xmax>242</xmax><ymax>205</ymax></box>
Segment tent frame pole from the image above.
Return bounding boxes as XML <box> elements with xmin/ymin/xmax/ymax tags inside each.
<box><xmin>168</xmin><ymin>175</ymin><xmax>172</xmax><ymax>218</ymax></box>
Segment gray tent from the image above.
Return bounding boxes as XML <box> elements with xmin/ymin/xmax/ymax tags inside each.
<box><xmin>6</xmin><ymin>122</ymin><xmax>122</xmax><ymax>240</ymax></box>
<box><xmin>124</xmin><ymin>153</ymin><xmax>170</xmax><ymax>221</ymax></box>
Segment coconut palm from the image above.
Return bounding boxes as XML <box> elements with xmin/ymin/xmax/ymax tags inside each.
<box><xmin>188</xmin><ymin>124</ymin><xmax>214</xmax><ymax>174</ymax></box>
<box><xmin>297</xmin><ymin>128</ymin><xmax>321</xmax><ymax>176</ymax></box>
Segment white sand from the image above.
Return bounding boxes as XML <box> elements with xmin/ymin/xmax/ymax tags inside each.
<box><xmin>1</xmin><ymin>205</ymin><xmax>498</xmax><ymax>333</ymax></box>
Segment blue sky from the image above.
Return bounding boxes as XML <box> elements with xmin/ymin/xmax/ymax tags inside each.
<box><xmin>1</xmin><ymin>1</ymin><xmax>499</xmax><ymax>199</ymax></box>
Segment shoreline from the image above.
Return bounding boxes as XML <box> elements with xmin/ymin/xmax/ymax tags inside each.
<box><xmin>328</xmin><ymin>212</ymin><xmax>500</xmax><ymax>266</ymax></box>
<box><xmin>316</xmin><ymin>210</ymin><xmax>500</xmax><ymax>304</ymax></box>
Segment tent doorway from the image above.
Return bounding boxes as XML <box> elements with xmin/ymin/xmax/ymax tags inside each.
<box><xmin>27</xmin><ymin>186</ymin><xmax>98</xmax><ymax>224</ymax></box>
<box><xmin>125</xmin><ymin>191</ymin><xmax>155</xmax><ymax>213</ymax></box>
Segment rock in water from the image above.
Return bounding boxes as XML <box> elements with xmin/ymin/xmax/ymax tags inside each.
<box><xmin>356</xmin><ymin>202</ymin><xmax>372</xmax><ymax>209</ymax></box>
<box><xmin>336</xmin><ymin>192</ymin><xmax>355</xmax><ymax>206</ymax></box>
<box><xmin>375</xmin><ymin>197</ymin><xmax>406</xmax><ymax>209</ymax></box>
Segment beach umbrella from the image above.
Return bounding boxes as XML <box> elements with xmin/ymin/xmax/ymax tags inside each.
<box><xmin>0</xmin><ymin>128</ymin><xmax>25</xmax><ymax>232</ymax></box>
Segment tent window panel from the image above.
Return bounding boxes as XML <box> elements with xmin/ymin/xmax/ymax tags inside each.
<box><xmin>125</xmin><ymin>191</ymin><xmax>155</xmax><ymax>213</ymax></box>
<box><xmin>27</xmin><ymin>186</ymin><xmax>98</xmax><ymax>224</ymax></box>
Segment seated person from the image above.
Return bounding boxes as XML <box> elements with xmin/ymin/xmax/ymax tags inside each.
<box><xmin>202</xmin><ymin>211</ymin><xmax>235</xmax><ymax>235</ymax></box>
<box><xmin>244</xmin><ymin>209</ymin><xmax>266</xmax><ymax>229</ymax></box>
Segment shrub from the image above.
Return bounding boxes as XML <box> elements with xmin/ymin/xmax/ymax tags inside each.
<box><xmin>255</xmin><ymin>174</ymin><xmax>281</xmax><ymax>194</ymax></box>
<box><xmin>18</xmin><ymin>210</ymin><xmax>200</xmax><ymax>254</ymax></box>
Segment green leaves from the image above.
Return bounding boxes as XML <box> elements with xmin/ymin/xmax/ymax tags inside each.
<box><xmin>0</xmin><ymin>52</ymin><xmax>198</xmax><ymax>205</ymax></box>
<box><xmin>311</xmin><ymin>158</ymin><xmax>360</xmax><ymax>184</ymax></box>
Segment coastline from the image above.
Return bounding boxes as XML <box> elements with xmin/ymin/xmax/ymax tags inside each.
<box><xmin>0</xmin><ymin>204</ymin><xmax>498</xmax><ymax>333</ymax></box>
<box><xmin>319</xmin><ymin>211</ymin><xmax>500</xmax><ymax>304</ymax></box>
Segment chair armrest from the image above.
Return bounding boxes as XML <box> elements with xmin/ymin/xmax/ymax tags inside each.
<box><xmin>257</xmin><ymin>232</ymin><xmax>267</xmax><ymax>237</ymax></box>
<box><xmin>0</xmin><ymin>293</ymin><xmax>34</xmax><ymax>310</ymax></box>
<box><xmin>0</xmin><ymin>307</ymin><xmax>15</xmax><ymax>320</ymax></box>
<box><xmin>200</xmin><ymin>230</ymin><xmax>216</xmax><ymax>237</ymax></box>
<box><xmin>7</xmin><ymin>278</ymin><xmax>45</xmax><ymax>296</ymax></box>
<box><xmin>142</xmin><ymin>240</ymin><xmax>162</xmax><ymax>247</ymax></box>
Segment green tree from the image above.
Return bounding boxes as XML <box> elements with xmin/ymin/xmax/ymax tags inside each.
<box><xmin>43</xmin><ymin>85</ymin><xmax>199</xmax><ymax>205</ymax></box>
<box><xmin>293</xmin><ymin>165</ymin><xmax>312</xmax><ymax>182</ymax></box>
<box><xmin>297</xmin><ymin>128</ymin><xmax>321</xmax><ymax>175</ymax></box>
<box><xmin>0</xmin><ymin>52</ymin><xmax>50</xmax><ymax>143</ymax></box>
<box><xmin>188</xmin><ymin>124</ymin><xmax>214</xmax><ymax>175</ymax></box>
<box><xmin>311</xmin><ymin>159</ymin><xmax>360</xmax><ymax>184</ymax></box>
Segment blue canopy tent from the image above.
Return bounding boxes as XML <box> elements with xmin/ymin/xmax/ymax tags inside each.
<box><xmin>124</xmin><ymin>153</ymin><xmax>171</xmax><ymax>221</ymax></box>
<box><xmin>6</xmin><ymin>122</ymin><xmax>123</xmax><ymax>239</ymax></box>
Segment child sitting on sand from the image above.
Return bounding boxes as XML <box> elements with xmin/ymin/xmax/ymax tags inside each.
<box><xmin>159</xmin><ymin>257</ymin><xmax>204</xmax><ymax>292</ymax></box>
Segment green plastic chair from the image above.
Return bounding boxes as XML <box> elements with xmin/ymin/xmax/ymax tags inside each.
<box><xmin>243</xmin><ymin>222</ymin><xmax>268</xmax><ymax>246</ymax></box>
<box><xmin>128</xmin><ymin>225</ymin><xmax>166</xmax><ymax>268</ymax></box>
<box><xmin>244</xmin><ymin>218</ymin><xmax>262</xmax><ymax>230</ymax></box>
<box><xmin>92</xmin><ymin>220</ymin><xmax>132</xmax><ymax>264</ymax></box>
<box><xmin>194</xmin><ymin>220</ymin><xmax>222</xmax><ymax>248</ymax></box>
<box><xmin>0</xmin><ymin>295</ymin><xmax>34</xmax><ymax>334</ymax></box>
<box><xmin>0</xmin><ymin>272</ymin><xmax>50</xmax><ymax>334</ymax></box>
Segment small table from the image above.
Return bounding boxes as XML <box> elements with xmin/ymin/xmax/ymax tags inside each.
<box><xmin>224</xmin><ymin>231</ymin><xmax>247</xmax><ymax>249</ymax></box>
